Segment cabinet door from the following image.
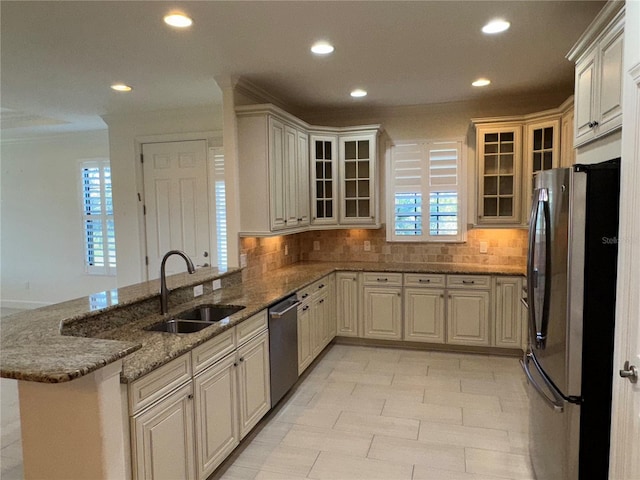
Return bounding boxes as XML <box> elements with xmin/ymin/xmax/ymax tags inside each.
<box><xmin>476</xmin><ymin>126</ymin><xmax>522</xmax><ymax>225</ymax></box>
<box><xmin>363</xmin><ymin>286</ymin><xmax>402</xmax><ymax>340</ymax></box>
<box><xmin>597</xmin><ymin>21</ymin><xmax>624</xmax><ymax>135</ymax></box>
<box><xmin>237</xmin><ymin>331</ymin><xmax>270</xmax><ymax>439</ymax></box>
<box><xmin>574</xmin><ymin>49</ymin><xmax>598</xmax><ymax>145</ymax></box>
<box><xmin>268</xmin><ymin>117</ymin><xmax>287</xmax><ymax>230</ymax></box>
<box><xmin>493</xmin><ymin>277</ymin><xmax>523</xmax><ymax>349</ymax></box>
<box><xmin>447</xmin><ymin>290</ymin><xmax>490</xmax><ymax>346</ymax></box>
<box><xmin>132</xmin><ymin>383</ymin><xmax>196</xmax><ymax>480</ymax></box>
<box><xmin>284</xmin><ymin>125</ymin><xmax>299</xmax><ymax>228</ymax></box>
<box><xmin>297</xmin><ymin>302</ymin><xmax>313</xmax><ymax>375</ymax></box>
<box><xmin>310</xmin><ymin>135</ymin><xmax>338</xmax><ymax>225</ymax></box>
<box><xmin>193</xmin><ymin>355</ymin><xmax>238</xmax><ymax>479</ymax></box>
<box><xmin>312</xmin><ymin>290</ymin><xmax>330</xmax><ymax>357</ymax></box>
<box><xmin>404</xmin><ymin>287</ymin><xmax>445</xmax><ymax>343</ymax></box>
<box><xmin>560</xmin><ymin>108</ymin><xmax>575</xmax><ymax>168</ymax></box>
<box><xmin>339</xmin><ymin>134</ymin><xmax>377</xmax><ymax>225</ymax></box>
<box><xmin>326</xmin><ymin>274</ymin><xmax>337</xmax><ymax>340</ymax></box>
<box><xmin>336</xmin><ymin>272</ymin><xmax>360</xmax><ymax>337</ymax></box>
<box><xmin>297</xmin><ymin>130</ymin><xmax>310</xmax><ymax>226</ymax></box>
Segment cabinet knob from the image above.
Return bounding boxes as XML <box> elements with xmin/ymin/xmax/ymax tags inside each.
<box><xmin>234</xmin><ymin>362</ymin><xmax>238</xmax><ymax>367</ymax></box>
<box><xmin>239</xmin><ymin>357</ymin><xmax>244</xmax><ymax>362</ymax></box>
<box><xmin>187</xmin><ymin>394</ymin><xmax>193</xmax><ymax>400</ymax></box>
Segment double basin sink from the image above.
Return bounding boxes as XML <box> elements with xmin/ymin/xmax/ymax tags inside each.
<box><xmin>146</xmin><ymin>304</ymin><xmax>245</xmax><ymax>334</ymax></box>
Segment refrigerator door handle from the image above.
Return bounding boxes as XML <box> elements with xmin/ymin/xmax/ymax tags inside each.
<box><xmin>521</xmin><ymin>352</ymin><xmax>565</xmax><ymax>413</ymax></box>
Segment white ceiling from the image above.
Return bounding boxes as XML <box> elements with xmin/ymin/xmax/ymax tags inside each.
<box><xmin>0</xmin><ymin>0</ymin><xmax>606</xmax><ymax>139</ymax></box>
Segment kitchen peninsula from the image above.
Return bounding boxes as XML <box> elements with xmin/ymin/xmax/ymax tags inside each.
<box><xmin>1</xmin><ymin>259</ymin><xmax>524</xmax><ymax>479</ymax></box>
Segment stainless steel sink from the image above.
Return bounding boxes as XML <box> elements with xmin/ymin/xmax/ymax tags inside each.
<box><xmin>144</xmin><ymin>304</ymin><xmax>245</xmax><ymax>334</ymax></box>
<box><xmin>145</xmin><ymin>319</ymin><xmax>214</xmax><ymax>334</ymax></box>
<box><xmin>176</xmin><ymin>304</ymin><xmax>245</xmax><ymax>322</ymax></box>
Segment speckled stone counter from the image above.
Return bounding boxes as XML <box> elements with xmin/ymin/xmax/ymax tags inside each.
<box><xmin>0</xmin><ymin>261</ymin><xmax>524</xmax><ymax>384</ymax></box>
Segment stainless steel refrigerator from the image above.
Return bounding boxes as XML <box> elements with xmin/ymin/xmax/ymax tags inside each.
<box><xmin>521</xmin><ymin>159</ymin><xmax>620</xmax><ymax>480</ymax></box>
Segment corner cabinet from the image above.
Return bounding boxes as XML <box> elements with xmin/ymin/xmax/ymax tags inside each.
<box><xmin>339</xmin><ymin>132</ymin><xmax>378</xmax><ymax>225</ymax></box>
<box><xmin>475</xmin><ymin>124</ymin><xmax>522</xmax><ymax>225</ymax></box>
<box><xmin>568</xmin><ymin>3</ymin><xmax>624</xmax><ymax>147</ymax></box>
<box><xmin>310</xmin><ymin>134</ymin><xmax>339</xmax><ymax>225</ymax></box>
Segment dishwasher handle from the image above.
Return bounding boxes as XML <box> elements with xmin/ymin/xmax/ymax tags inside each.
<box><xmin>269</xmin><ymin>300</ymin><xmax>301</xmax><ymax>318</ymax></box>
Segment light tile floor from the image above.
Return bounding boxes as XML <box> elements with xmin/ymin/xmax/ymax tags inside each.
<box><xmin>212</xmin><ymin>344</ymin><xmax>533</xmax><ymax>480</ymax></box>
<box><xmin>0</xmin><ymin>343</ymin><xmax>533</xmax><ymax>480</ymax></box>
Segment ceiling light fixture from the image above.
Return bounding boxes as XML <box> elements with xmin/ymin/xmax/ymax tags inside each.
<box><xmin>311</xmin><ymin>41</ymin><xmax>335</xmax><ymax>55</ymax></box>
<box><xmin>111</xmin><ymin>83</ymin><xmax>133</xmax><ymax>92</ymax></box>
<box><xmin>350</xmin><ymin>89</ymin><xmax>367</xmax><ymax>98</ymax></box>
<box><xmin>472</xmin><ymin>78</ymin><xmax>491</xmax><ymax>87</ymax></box>
<box><xmin>164</xmin><ymin>12</ymin><xmax>193</xmax><ymax>28</ymax></box>
<box><xmin>482</xmin><ymin>19</ymin><xmax>510</xmax><ymax>34</ymax></box>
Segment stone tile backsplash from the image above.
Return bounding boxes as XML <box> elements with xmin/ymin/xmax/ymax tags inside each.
<box><xmin>241</xmin><ymin>227</ymin><xmax>527</xmax><ymax>282</ymax></box>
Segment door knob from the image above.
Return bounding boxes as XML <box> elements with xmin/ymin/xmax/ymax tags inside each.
<box><xmin>619</xmin><ymin>361</ymin><xmax>638</xmax><ymax>384</ymax></box>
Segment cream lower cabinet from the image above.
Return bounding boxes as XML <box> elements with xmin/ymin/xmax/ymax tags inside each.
<box><xmin>132</xmin><ymin>382</ymin><xmax>196</xmax><ymax>480</ymax></box>
<box><xmin>312</xmin><ymin>287</ymin><xmax>330</xmax><ymax>357</ymax></box>
<box><xmin>297</xmin><ymin>296</ymin><xmax>313</xmax><ymax>375</ymax></box>
<box><xmin>446</xmin><ymin>290</ymin><xmax>491</xmax><ymax>346</ymax></box>
<box><xmin>403</xmin><ymin>274</ymin><xmax>446</xmax><ymax>343</ymax></box>
<box><xmin>336</xmin><ymin>272</ymin><xmax>360</xmax><ymax>337</ymax></box>
<box><xmin>362</xmin><ymin>273</ymin><xmax>403</xmax><ymax>340</ymax></box>
<box><xmin>493</xmin><ymin>276</ymin><xmax>523</xmax><ymax>349</ymax></box>
<box><xmin>298</xmin><ymin>275</ymin><xmax>336</xmax><ymax>374</ymax></box>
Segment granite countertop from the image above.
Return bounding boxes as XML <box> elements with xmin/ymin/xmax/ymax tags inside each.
<box><xmin>0</xmin><ymin>261</ymin><xmax>524</xmax><ymax>384</ymax></box>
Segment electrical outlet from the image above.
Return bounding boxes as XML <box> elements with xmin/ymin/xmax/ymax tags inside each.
<box><xmin>479</xmin><ymin>241</ymin><xmax>489</xmax><ymax>254</ymax></box>
<box><xmin>284</xmin><ymin>244</ymin><xmax>289</xmax><ymax>256</ymax></box>
<box><xmin>364</xmin><ymin>240</ymin><xmax>371</xmax><ymax>251</ymax></box>
<box><xmin>313</xmin><ymin>240</ymin><xmax>320</xmax><ymax>251</ymax></box>
<box><xmin>240</xmin><ymin>253</ymin><xmax>247</xmax><ymax>268</ymax></box>
<box><xmin>212</xmin><ymin>279</ymin><xmax>222</xmax><ymax>290</ymax></box>
<box><xmin>193</xmin><ymin>284</ymin><xmax>204</xmax><ymax>297</ymax></box>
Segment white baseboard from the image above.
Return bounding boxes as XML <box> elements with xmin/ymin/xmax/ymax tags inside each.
<box><xmin>1</xmin><ymin>299</ymin><xmax>52</xmax><ymax>310</ymax></box>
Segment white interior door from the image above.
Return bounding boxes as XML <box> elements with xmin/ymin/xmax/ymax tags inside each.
<box><xmin>142</xmin><ymin>140</ymin><xmax>210</xmax><ymax>279</ymax></box>
<box><xmin>609</xmin><ymin>62</ymin><xmax>640</xmax><ymax>479</ymax></box>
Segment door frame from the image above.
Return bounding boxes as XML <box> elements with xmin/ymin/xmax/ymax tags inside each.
<box><xmin>134</xmin><ymin>131</ymin><xmax>221</xmax><ymax>281</ymax></box>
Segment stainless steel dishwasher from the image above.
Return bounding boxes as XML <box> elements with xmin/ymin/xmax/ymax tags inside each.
<box><xmin>268</xmin><ymin>295</ymin><xmax>300</xmax><ymax>406</ymax></box>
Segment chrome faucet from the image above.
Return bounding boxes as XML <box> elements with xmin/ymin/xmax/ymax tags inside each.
<box><xmin>160</xmin><ymin>250</ymin><xmax>196</xmax><ymax>315</ymax></box>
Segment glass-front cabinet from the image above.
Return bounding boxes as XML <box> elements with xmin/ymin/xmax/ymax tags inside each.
<box><xmin>310</xmin><ymin>135</ymin><xmax>338</xmax><ymax>225</ymax></box>
<box><xmin>476</xmin><ymin>124</ymin><xmax>522</xmax><ymax>225</ymax></box>
<box><xmin>339</xmin><ymin>133</ymin><xmax>377</xmax><ymax>225</ymax></box>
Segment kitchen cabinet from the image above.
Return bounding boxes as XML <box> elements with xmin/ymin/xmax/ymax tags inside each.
<box><xmin>560</xmin><ymin>101</ymin><xmax>576</xmax><ymax>168</ymax></box>
<box><xmin>297</xmin><ymin>293</ymin><xmax>313</xmax><ymax>374</ymax></box>
<box><xmin>403</xmin><ymin>274</ymin><xmax>446</xmax><ymax>343</ymax></box>
<box><xmin>362</xmin><ymin>273</ymin><xmax>403</xmax><ymax>340</ymax></box>
<box><xmin>310</xmin><ymin>134</ymin><xmax>338</xmax><ymax>226</ymax></box>
<box><xmin>312</xmin><ymin>286</ymin><xmax>330</xmax><ymax>356</ymax></box>
<box><xmin>569</xmin><ymin>5</ymin><xmax>624</xmax><ymax>147</ymax></box>
<box><xmin>339</xmin><ymin>132</ymin><xmax>378</xmax><ymax>225</ymax></box>
<box><xmin>475</xmin><ymin>123</ymin><xmax>522</xmax><ymax>225</ymax></box>
<box><xmin>237</xmin><ymin>330</ymin><xmax>270</xmax><ymax>438</ymax></box>
<box><xmin>446</xmin><ymin>275</ymin><xmax>491</xmax><ymax>346</ymax></box>
<box><xmin>131</xmin><ymin>382</ymin><xmax>196</xmax><ymax>480</ymax></box>
<box><xmin>336</xmin><ymin>272</ymin><xmax>360</xmax><ymax>337</ymax></box>
<box><xmin>237</xmin><ymin>105</ymin><xmax>310</xmax><ymax>235</ymax></box>
<box><xmin>493</xmin><ymin>276</ymin><xmax>523</xmax><ymax>349</ymax></box>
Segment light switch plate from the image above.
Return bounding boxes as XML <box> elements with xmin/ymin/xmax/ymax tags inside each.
<box><xmin>313</xmin><ymin>241</ymin><xmax>320</xmax><ymax>251</ymax></box>
<box><xmin>212</xmin><ymin>279</ymin><xmax>222</xmax><ymax>290</ymax></box>
<box><xmin>479</xmin><ymin>241</ymin><xmax>488</xmax><ymax>254</ymax></box>
<box><xmin>193</xmin><ymin>284</ymin><xmax>204</xmax><ymax>297</ymax></box>
<box><xmin>240</xmin><ymin>253</ymin><xmax>247</xmax><ymax>268</ymax></box>
<box><xmin>284</xmin><ymin>244</ymin><xmax>288</xmax><ymax>256</ymax></box>
<box><xmin>364</xmin><ymin>240</ymin><xmax>371</xmax><ymax>252</ymax></box>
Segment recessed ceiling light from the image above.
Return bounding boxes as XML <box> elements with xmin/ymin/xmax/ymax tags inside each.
<box><xmin>350</xmin><ymin>89</ymin><xmax>367</xmax><ymax>98</ymax></box>
<box><xmin>482</xmin><ymin>19</ymin><xmax>510</xmax><ymax>34</ymax></box>
<box><xmin>164</xmin><ymin>12</ymin><xmax>193</xmax><ymax>28</ymax></box>
<box><xmin>311</xmin><ymin>41</ymin><xmax>335</xmax><ymax>55</ymax></box>
<box><xmin>472</xmin><ymin>78</ymin><xmax>491</xmax><ymax>87</ymax></box>
<box><xmin>111</xmin><ymin>83</ymin><xmax>132</xmax><ymax>92</ymax></box>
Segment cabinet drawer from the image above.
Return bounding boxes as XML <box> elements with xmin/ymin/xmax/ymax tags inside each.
<box><xmin>129</xmin><ymin>354</ymin><xmax>192</xmax><ymax>414</ymax></box>
<box><xmin>191</xmin><ymin>328</ymin><xmax>236</xmax><ymax>375</ymax></box>
<box><xmin>447</xmin><ymin>274</ymin><xmax>490</xmax><ymax>289</ymax></box>
<box><xmin>404</xmin><ymin>273</ymin><xmax>446</xmax><ymax>288</ymax></box>
<box><xmin>236</xmin><ymin>309</ymin><xmax>268</xmax><ymax>346</ymax></box>
<box><xmin>363</xmin><ymin>272</ymin><xmax>403</xmax><ymax>286</ymax></box>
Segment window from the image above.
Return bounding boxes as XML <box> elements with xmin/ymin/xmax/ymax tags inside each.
<box><xmin>210</xmin><ymin>147</ymin><xmax>228</xmax><ymax>270</ymax></box>
<box><xmin>80</xmin><ymin>159</ymin><xmax>116</xmax><ymax>275</ymax></box>
<box><xmin>387</xmin><ymin>140</ymin><xmax>465</xmax><ymax>242</ymax></box>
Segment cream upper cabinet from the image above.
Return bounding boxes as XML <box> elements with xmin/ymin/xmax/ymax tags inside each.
<box><xmin>560</xmin><ymin>102</ymin><xmax>576</xmax><ymax>168</ymax></box>
<box><xmin>339</xmin><ymin>132</ymin><xmax>378</xmax><ymax>226</ymax></box>
<box><xmin>310</xmin><ymin>135</ymin><xmax>338</xmax><ymax>226</ymax></box>
<box><xmin>569</xmin><ymin>4</ymin><xmax>624</xmax><ymax>147</ymax></box>
<box><xmin>475</xmin><ymin>123</ymin><xmax>522</xmax><ymax>225</ymax></box>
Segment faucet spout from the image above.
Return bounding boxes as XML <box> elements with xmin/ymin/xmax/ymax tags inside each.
<box><xmin>160</xmin><ymin>250</ymin><xmax>196</xmax><ymax>315</ymax></box>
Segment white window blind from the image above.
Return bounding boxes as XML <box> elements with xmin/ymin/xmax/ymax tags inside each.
<box><xmin>388</xmin><ymin>140</ymin><xmax>465</xmax><ymax>242</ymax></box>
<box><xmin>210</xmin><ymin>147</ymin><xmax>228</xmax><ymax>270</ymax></box>
<box><xmin>80</xmin><ymin>159</ymin><xmax>116</xmax><ymax>275</ymax></box>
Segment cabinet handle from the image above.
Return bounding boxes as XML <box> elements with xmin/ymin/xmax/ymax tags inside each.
<box><xmin>588</xmin><ymin>120</ymin><xmax>600</xmax><ymax>128</ymax></box>
<box><xmin>418</xmin><ymin>279</ymin><xmax>431</xmax><ymax>283</ymax></box>
<box><xmin>319</xmin><ymin>299</ymin><xmax>325</xmax><ymax>304</ymax></box>
<box><xmin>187</xmin><ymin>394</ymin><xmax>193</xmax><ymax>400</ymax></box>
<box><xmin>377</xmin><ymin>278</ymin><xmax>388</xmax><ymax>282</ymax></box>
<box><xmin>462</xmin><ymin>280</ymin><xmax>475</xmax><ymax>285</ymax></box>
<box><xmin>318</xmin><ymin>284</ymin><xmax>325</xmax><ymax>289</ymax></box>
<box><xmin>440</xmin><ymin>294</ymin><xmax>444</xmax><ymax>298</ymax></box>
<box><xmin>301</xmin><ymin>293</ymin><xmax>309</xmax><ymax>299</ymax></box>
<box><xmin>302</xmin><ymin>305</ymin><xmax>309</xmax><ymax>311</ymax></box>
